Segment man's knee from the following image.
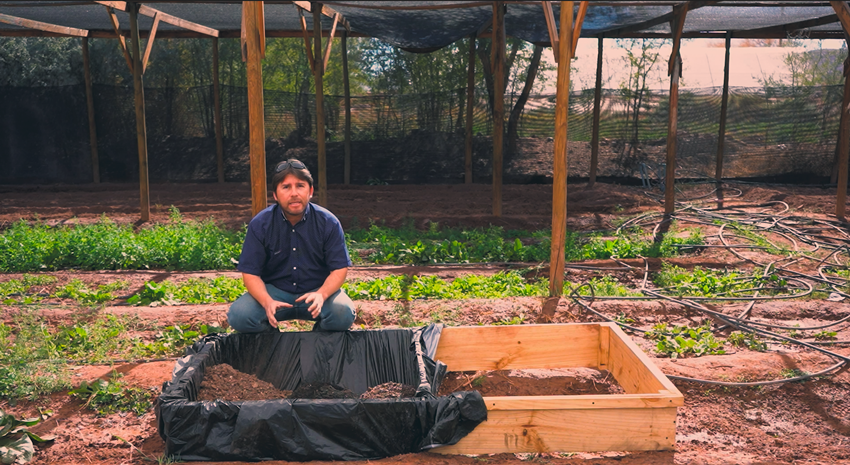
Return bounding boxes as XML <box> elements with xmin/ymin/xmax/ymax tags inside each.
<box><xmin>321</xmin><ymin>290</ymin><xmax>355</xmax><ymax>330</ymax></box>
<box><xmin>227</xmin><ymin>292</ymin><xmax>270</xmax><ymax>333</ymax></box>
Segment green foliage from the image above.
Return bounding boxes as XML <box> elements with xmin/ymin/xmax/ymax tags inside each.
<box><xmin>726</xmin><ymin>331</ymin><xmax>768</xmax><ymax>351</ymax></box>
<box><xmin>813</xmin><ymin>330</ymin><xmax>838</xmax><ymax>341</ymax></box>
<box><xmin>141</xmin><ymin>323</ymin><xmax>226</xmax><ymax>357</ymax></box>
<box><xmin>586</xmin><ymin>276</ymin><xmax>640</xmax><ymax>297</ymax></box>
<box><xmin>343</xmin><ymin>271</ymin><xmax>547</xmax><ymax>301</ymax></box>
<box><xmin>653</xmin><ymin>263</ymin><xmax>759</xmax><ymax>297</ymax></box>
<box><xmin>613</xmin><ymin>312</ymin><xmax>636</xmax><ymax>325</ymax></box>
<box><xmin>779</xmin><ymin>368</ymin><xmax>808</xmax><ymax>379</ymax></box>
<box><xmin>0</xmin><ymin>408</ymin><xmax>52</xmax><ymax>465</ymax></box>
<box><xmin>0</xmin><ymin>211</ymin><xmax>243</xmax><ymax>272</ymax></box>
<box><xmin>493</xmin><ymin>315</ymin><xmax>527</xmax><ymax>326</ymax></box>
<box><xmin>646</xmin><ymin>322</ymin><xmax>726</xmax><ymax>358</ymax></box>
<box><xmin>128</xmin><ymin>276</ymin><xmax>245</xmax><ymax>306</ymax></box>
<box><xmin>54</xmin><ymin>279</ymin><xmax>128</xmax><ymax>306</ymax></box>
<box><xmin>68</xmin><ymin>375</ymin><xmax>153</xmax><ymax>417</ymax></box>
<box><xmin>0</xmin><ymin>275</ymin><xmax>57</xmax><ymax>304</ymax></box>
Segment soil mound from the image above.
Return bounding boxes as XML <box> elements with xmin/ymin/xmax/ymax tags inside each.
<box><xmin>197</xmin><ymin>363</ymin><xmax>291</xmax><ymax>401</ymax></box>
<box><xmin>360</xmin><ymin>382</ymin><xmax>416</xmax><ymax>399</ymax></box>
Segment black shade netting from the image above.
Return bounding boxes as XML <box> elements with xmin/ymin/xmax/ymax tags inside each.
<box><xmin>156</xmin><ymin>324</ymin><xmax>487</xmax><ymax>461</ymax></box>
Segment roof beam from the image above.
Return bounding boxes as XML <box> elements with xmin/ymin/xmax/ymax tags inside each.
<box><xmin>669</xmin><ymin>2</ymin><xmax>688</xmax><ymax>75</ymax></box>
<box><xmin>743</xmin><ymin>12</ymin><xmax>839</xmax><ymax>39</ymax></box>
<box><xmin>831</xmin><ymin>1</ymin><xmax>850</xmax><ymax>34</ymax></box>
<box><xmin>542</xmin><ymin>2</ymin><xmax>559</xmax><ymax>60</ymax></box>
<box><xmin>572</xmin><ymin>1</ymin><xmax>588</xmax><ymax>57</ymax></box>
<box><xmin>105</xmin><ymin>5</ymin><xmax>133</xmax><ymax>72</ymax></box>
<box><xmin>141</xmin><ymin>11</ymin><xmax>159</xmax><ymax>73</ymax></box>
<box><xmin>95</xmin><ymin>1</ymin><xmax>219</xmax><ymax>37</ymax></box>
<box><xmin>292</xmin><ymin>1</ymin><xmax>350</xmax><ymax>32</ymax></box>
<box><xmin>600</xmin><ymin>1</ymin><xmax>716</xmax><ymax>38</ymax></box>
<box><xmin>0</xmin><ymin>12</ymin><xmax>88</xmax><ymax>36</ymax></box>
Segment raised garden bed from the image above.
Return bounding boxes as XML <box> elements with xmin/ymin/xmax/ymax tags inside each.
<box><xmin>431</xmin><ymin>323</ymin><xmax>683</xmax><ymax>454</ymax></box>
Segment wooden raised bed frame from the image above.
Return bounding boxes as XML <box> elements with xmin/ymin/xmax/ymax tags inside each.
<box><xmin>431</xmin><ymin>322</ymin><xmax>683</xmax><ymax>454</ymax></box>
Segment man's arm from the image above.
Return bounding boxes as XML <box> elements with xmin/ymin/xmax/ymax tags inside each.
<box><xmin>243</xmin><ymin>272</ymin><xmax>292</xmax><ymax>327</ymax></box>
<box><xmin>296</xmin><ymin>267</ymin><xmax>348</xmax><ymax>318</ymax></box>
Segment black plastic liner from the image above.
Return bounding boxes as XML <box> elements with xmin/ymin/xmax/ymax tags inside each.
<box><xmin>156</xmin><ymin>325</ymin><xmax>487</xmax><ymax>461</ymax></box>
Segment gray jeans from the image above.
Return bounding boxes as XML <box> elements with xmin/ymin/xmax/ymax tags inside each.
<box><xmin>227</xmin><ymin>283</ymin><xmax>355</xmax><ymax>333</ymax></box>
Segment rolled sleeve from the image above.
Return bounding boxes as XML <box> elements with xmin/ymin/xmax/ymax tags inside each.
<box><xmin>324</xmin><ymin>219</ymin><xmax>352</xmax><ymax>271</ymax></box>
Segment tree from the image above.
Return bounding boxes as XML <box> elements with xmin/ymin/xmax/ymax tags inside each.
<box><xmin>615</xmin><ymin>38</ymin><xmax>664</xmax><ymax>167</ymax></box>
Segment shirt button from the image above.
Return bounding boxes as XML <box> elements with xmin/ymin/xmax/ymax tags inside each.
<box><xmin>293</xmin><ymin>266</ymin><xmax>297</xmax><ymax>270</ymax></box>
<box><xmin>292</xmin><ymin>229</ymin><xmax>295</xmax><ymax>232</ymax></box>
<box><xmin>293</xmin><ymin>248</ymin><xmax>296</xmax><ymax>251</ymax></box>
<box><xmin>293</xmin><ymin>283</ymin><xmax>296</xmax><ymax>286</ymax></box>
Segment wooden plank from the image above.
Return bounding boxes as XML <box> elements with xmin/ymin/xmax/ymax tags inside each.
<box><xmin>598</xmin><ymin>320</ymin><xmax>610</xmax><ymax>370</ymax></box>
<box><xmin>832</xmin><ymin>1</ymin><xmax>850</xmax><ymax>34</ymax></box>
<box><xmin>212</xmin><ymin>37</ymin><xmax>225</xmax><ymax>184</ymax></box>
<box><xmin>541</xmin><ymin>1</ymin><xmax>559</xmax><ymax>62</ymax></box>
<box><xmin>838</xmin><ymin>56</ymin><xmax>850</xmax><ymax>219</ymax></box>
<box><xmin>322</xmin><ymin>13</ymin><xmax>340</xmax><ymax>73</ymax></box>
<box><xmin>715</xmin><ymin>31</ymin><xmax>731</xmax><ymax>182</ymax></box>
<box><xmin>257</xmin><ymin>1</ymin><xmax>265</xmax><ymax>58</ymax></box>
<box><xmin>96</xmin><ymin>1</ymin><xmax>220</xmax><ymax>37</ymax></box>
<box><xmin>0</xmin><ymin>12</ymin><xmax>88</xmax><ymax>37</ymax></box>
<box><xmin>434</xmin><ymin>324</ymin><xmax>600</xmax><ymax>371</ymax></box>
<box><xmin>588</xmin><ymin>36</ymin><xmax>602</xmax><ymax>188</ymax></box>
<box><xmin>571</xmin><ymin>1</ymin><xmax>588</xmax><ymax>57</ymax></box>
<box><xmin>314</xmin><ymin>5</ymin><xmax>328</xmax><ymax>207</ymax></box>
<box><xmin>548</xmin><ymin>0</ymin><xmax>572</xmax><ymax>296</ymax></box>
<box><xmin>492</xmin><ymin>1</ymin><xmax>505</xmax><ymax>217</ymax></box>
<box><xmin>484</xmin><ymin>394</ymin><xmax>683</xmax><ymax>411</ymax></box>
<box><xmin>245</xmin><ymin>1</ymin><xmax>267</xmax><ymax>217</ymax></box>
<box><xmin>668</xmin><ymin>4</ymin><xmax>688</xmax><ymax>75</ymax></box>
<box><xmin>292</xmin><ymin>0</ymin><xmax>351</xmax><ymax>31</ymax></box>
<box><xmin>342</xmin><ymin>30</ymin><xmax>351</xmax><ymax>185</ymax></box>
<box><xmin>129</xmin><ymin>3</ymin><xmax>150</xmax><ymax>222</ymax></box>
<box><xmin>299</xmin><ymin>10</ymin><xmax>316</xmax><ymax>74</ymax></box>
<box><xmin>105</xmin><ymin>6</ymin><xmax>133</xmax><ymax>73</ymax></box>
<box><xmin>465</xmin><ymin>34</ymin><xmax>476</xmax><ymax>184</ymax></box>
<box><xmin>603</xmin><ymin>1</ymin><xmax>715</xmax><ymax>38</ymax></box>
<box><xmin>82</xmin><ymin>37</ymin><xmax>100</xmax><ymax>184</ymax></box>
<box><xmin>607</xmin><ymin>323</ymin><xmax>680</xmax><ymax>395</ymax></box>
<box><xmin>434</xmin><ymin>407</ymin><xmax>678</xmax><ymax>453</ymax></box>
<box><xmin>141</xmin><ymin>12</ymin><xmax>159</xmax><ymax>74</ymax></box>
<box><xmin>664</xmin><ymin>7</ymin><xmax>687</xmax><ymax>216</ymax></box>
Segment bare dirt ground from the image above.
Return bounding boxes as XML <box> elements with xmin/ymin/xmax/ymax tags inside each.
<box><xmin>1</xmin><ymin>180</ymin><xmax>849</xmax><ymax>465</ymax></box>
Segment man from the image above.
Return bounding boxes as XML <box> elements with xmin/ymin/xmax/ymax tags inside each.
<box><xmin>227</xmin><ymin>159</ymin><xmax>355</xmax><ymax>333</ymax></box>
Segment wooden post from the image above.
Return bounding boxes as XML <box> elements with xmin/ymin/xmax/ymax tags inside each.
<box><xmin>715</xmin><ymin>31</ymin><xmax>731</xmax><ymax>183</ymax></box>
<box><xmin>549</xmin><ymin>1</ymin><xmax>573</xmax><ymax>297</ymax></box>
<box><xmin>129</xmin><ymin>3</ymin><xmax>150</xmax><ymax>222</ymax></box>
<box><xmin>245</xmin><ymin>1</ymin><xmax>267</xmax><ymax>217</ymax></box>
<box><xmin>588</xmin><ymin>36</ymin><xmax>602</xmax><ymax>188</ymax></box>
<box><xmin>213</xmin><ymin>37</ymin><xmax>225</xmax><ymax>183</ymax></box>
<box><xmin>342</xmin><ymin>30</ymin><xmax>352</xmax><ymax>185</ymax></box>
<box><xmin>313</xmin><ymin>3</ymin><xmax>327</xmax><ymax>205</ymax></box>
<box><xmin>664</xmin><ymin>5</ymin><xmax>687</xmax><ymax>217</ymax></box>
<box><xmin>492</xmin><ymin>2</ymin><xmax>505</xmax><ymax>216</ymax></box>
<box><xmin>82</xmin><ymin>37</ymin><xmax>100</xmax><ymax>184</ymax></box>
<box><xmin>465</xmin><ymin>34</ymin><xmax>477</xmax><ymax>184</ymax></box>
<box><xmin>837</xmin><ymin>59</ymin><xmax>850</xmax><ymax>219</ymax></box>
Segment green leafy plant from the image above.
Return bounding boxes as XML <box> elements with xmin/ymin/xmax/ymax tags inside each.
<box><xmin>726</xmin><ymin>331</ymin><xmax>768</xmax><ymax>351</ymax></box>
<box><xmin>813</xmin><ymin>330</ymin><xmax>838</xmax><ymax>341</ymax></box>
<box><xmin>141</xmin><ymin>323</ymin><xmax>226</xmax><ymax>356</ymax></box>
<box><xmin>0</xmin><ymin>408</ymin><xmax>53</xmax><ymax>464</ymax></box>
<box><xmin>0</xmin><ymin>275</ymin><xmax>58</xmax><ymax>304</ymax></box>
<box><xmin>779</xmin><ymin>368</ymin><xmax>808</xmax><ymax>379</ymax></box>
<box><xmin>343</xmin><ymin>271</ymin><xmax>547</xmax><ymax>301</ymax></box>
<box><xmin>54</xmin><ymin>279</ymin><xmax>128</xmax><ymax>305</ymax></box>
<box><xmin>68</xmin><ymin>375</ymin><xmax>153</xmax><ymax>416</ymax></box>
<box><xmin>646</xmin><ymin>322</ymin><xmax>725</xmax><ymax>358</ymax></box>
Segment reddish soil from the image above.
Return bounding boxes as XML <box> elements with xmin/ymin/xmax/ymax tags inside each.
<box><xmin>2</xmin><ymin>181</ymin><xmax>850</xmax><ymax>464</ymax></box>
<box><xmin>438</xmin><ymin>369</ymin><xmax>624</xmax><ymax>396</ymax></box>
<box><xmin>198</xmin><ymin>364</ymin><xmax>291</xmax><ymax>402</ymax></box>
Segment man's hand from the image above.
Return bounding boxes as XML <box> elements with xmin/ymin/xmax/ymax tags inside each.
<box><xmin>263</xmin><ymin>299</ymin><xmax>293</xmax><ymax>328</ymax></box>
<box><xmin>296</xmin><ymin>292</ymin><xmax>324</xmax><ymax>319</ymax></box>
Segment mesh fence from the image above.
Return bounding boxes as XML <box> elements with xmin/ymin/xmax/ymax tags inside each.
<box><xmin>0</xmin><ymin>83</ymin><xmax>842</xmax><ymax>184</ymax></box>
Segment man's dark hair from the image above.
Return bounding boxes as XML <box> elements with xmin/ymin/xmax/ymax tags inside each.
<box><xmin>271</xmin><ymin>159</ymin><xmax>313</xmax><ymax>189</ymax></box>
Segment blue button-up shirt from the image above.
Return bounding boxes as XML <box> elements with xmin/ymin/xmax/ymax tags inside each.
<box><xmin>237</xmin><ymin>202</ymin><xmax>351</xmax><ymax>294</ymax></box>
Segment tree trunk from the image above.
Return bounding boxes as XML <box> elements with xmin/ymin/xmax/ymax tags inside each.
<box><xmin>507</xmin><ymin>45</ymin><xmax>542</xmax><ymax>155</ymax></box>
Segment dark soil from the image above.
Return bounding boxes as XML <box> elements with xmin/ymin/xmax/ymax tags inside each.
<box><xmin>290</xmin><ymin>382</ymin><xmax>357</xmax><ymax>400</ymax></box>
<box><xmin>438</xmin><ymin>368</ymin><xmax>625</xmax><ymax>397</ymax></box>
<box><xmin>360</xmin><ymin>382</ymin><xmax>417</xmax><ymax>400</ymax></box>
<box><xmin>197</xmin><ymin>363</ymin><xmax>291</xmax><ymax>401</ymax></box>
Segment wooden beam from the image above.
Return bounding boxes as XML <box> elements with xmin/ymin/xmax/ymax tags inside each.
<box><xmin>129</xmin><ymin>2</ymin><xmax>150</xmax><ymax>223</ymax></box>
<box><xmin>298</xmin><ymin>8</ymin><xmax>316</xmax><ymax>72</ymax></box>
<box><xmin>542</xmin><ymin>1</ymin><xmax>559</xmax><ymax>62</ymax></box>
<box><xmin>245</xmin><ymin>1</ymin><xmax>267</xmax><ymax>216</ymax></box>
<box><xmin>105</xmin><ymin>6</ymin><xmax>133</xmax><ymax>73</ymax></box>
<box><xmin>0</xmin><ymin>12</ymin><xmax>88</xmax><ymax>37</ymax></box>
<box><xmin>833</xmin><ymin>54</ymin><xmax>850</xmax><ymax>185</ymax></box>
<box><xmin>549</xmin><ymin>0</ymin><xmax>573</xmax><ymax>297</ymax></box>
<box><xmin>96</xmin><ymin>1</ymin><xmax>219</xmax><ymax>37</ymax></box>
<box><xmin>492</xmin><ymin>1</ymin><xmax>506</xmax><ymax>217</ymax></box>
<box><xmin>603</xmin><ymin>1</ymin><xmax>715</xmax><ymax>39</ymax></box>
<box><xmin>314</xmin><ymin>3</ymin><xmax>328</xmax><ymax>206</ymax></box>
<box><xmin>664</xmin><ymin>6</ymin><xmax>687</xmax><ymax>216</ymax></box>
<box><xmin>571</xmin><ymin>1</ymin><xmax>588</xmax><ymax>57</ymax></box>
<box><xmin>715</xmin><ymin>31</ymin><xmax>731</xmax><ymax>183</ymax></box>
<box><xmin>589</xmin><ymin>36</ymin><xmax>602</xmax><ymax>189</ymax></box>
<box><xmin>668</xmin><ymin>3</ymin><xmax>688</xmax><ymax>75</ymax></box>
<box><xmin>465</xmin><ymin>34</ymin><xmax>477</xmax><ymax>184</ymax></box>
<box><xmin>292</xmin><ymin>0</ymin><xmax>351</xmax><ymax>32</ymax></box>
<box><xmin>832</xmin><ymin>1</ymin><xmax>850</xmax><ymax>34</ymax></box>
<box><xmin>213</xmin><ymin>37</ymin><xmax>225</xmax><ymax>184</ymax></box>
<box><xmin>342</xmin><ymin>30</ymin><xmax>352</xmax><ymax>185</ymax></box>
<box><xmin>82</xmin><ymin>37</ymin><xmax>100</xmax><ymax>184</ymax></box>
<box><xmin>141</xmin><ymin>12</ymin><xmax>159</xmax><ymax>74</ymax></box>
<box><xmin>322</xmin><ymin>13</ymin><xmax>340</xmax><ymax>73</ymax></box>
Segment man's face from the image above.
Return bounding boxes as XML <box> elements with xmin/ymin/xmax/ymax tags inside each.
<box><xmin>273</xmin><ymin>173</ymin><xmax>313</xmax><ymax>218</ymax></box>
